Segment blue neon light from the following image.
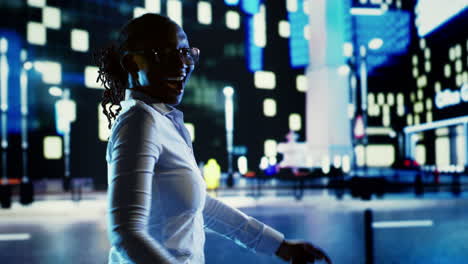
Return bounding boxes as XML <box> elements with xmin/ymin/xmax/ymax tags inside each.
<box><xmin>224</xmin><ymin>0</ymin><xmax>239</xmax><ymax>6</ymax></box>
<box><xmin>241</xmin><ymin>0</ymin><xmax>261</xmax><ymax>15</ymax></box>
<box><xmin>415</xmin><ymin>0</ymin><xmax>468</xmax><ymax>37</ymax></box>
<box><xmin>246</xmin><ymin>16</ymin><xmax>262</xmax><ymax>72</ymax></box>
<box><xmin>288</xmin><ymin>0</ymin><xmax>309</xmax><ymax>68</ymax></box>
<box><xmin>0</xmin><ymin>31</ymin><xmax>23</xmax><ymax>134</ymax></box>
<box><xmin>354</xmin><ymin>10</ymin><xmax>410</xmax><ymax>71</ymax></box>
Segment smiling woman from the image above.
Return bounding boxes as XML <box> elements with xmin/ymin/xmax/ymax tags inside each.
<box><xmin>95</xmin><ymin>13</ymin><xmax>331</xmax><ymax>264</ymax></box>
<box><xmin>95</xmin><ymin>14</ymin><xmax>198</xmax><ymax>129</ymax></box>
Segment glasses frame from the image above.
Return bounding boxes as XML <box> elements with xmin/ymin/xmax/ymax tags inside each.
<box><xmin>123</xmin><ymin>47</ymin><xmax>200</xmax><ymax>66</ymax></box>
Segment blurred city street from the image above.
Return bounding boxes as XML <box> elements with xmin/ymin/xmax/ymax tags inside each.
<box><xmin>1</xmin><ymin>186</ymin><xmax>468</xmax><ymax>264</ymax></box>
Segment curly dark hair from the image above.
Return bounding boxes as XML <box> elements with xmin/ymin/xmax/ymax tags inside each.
<box><xmin>94</xmin><ymin>13</ymin><xmax>174</xmax><ymax>129</ymax></box>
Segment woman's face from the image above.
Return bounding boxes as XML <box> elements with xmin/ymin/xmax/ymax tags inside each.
<box><xmin>130</xmin><ymin>22</ymin><xmax>194</xmax><ymax>105</ymax></box>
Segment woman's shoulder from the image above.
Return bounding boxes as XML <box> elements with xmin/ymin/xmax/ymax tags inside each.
<box><xmin>109</xmin><ymin>99</ymin><xmax>159</xmax><ymax>133</ymax></box>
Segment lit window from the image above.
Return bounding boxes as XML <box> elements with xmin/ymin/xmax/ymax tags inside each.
<box><xmin>455</xmin><ymin>44</ymin><xmax>461</xmax><ymax>58</ymax></box>
<box><xmin>435</xmin><ymin>136</ymin><xmax>450</xmax><ymax>168</ymax></box>
<box><xmin>449</xmin><ymin>47</ymin><xmax>455</xmax><ymax>61</ymax></box>
<box><xmin>296</xmin><ymin>75</ymin><xmax>307</xmax><ymax>92</ymax></box>
<box><xmin>278</xmin><ymin>20</ymin><xmax>290</xmax><ymax>38</ymax></box>
<box><xmin>27</xmin><ymin>0</ymin><xmax>45</xmax><ymax>7</ymax></box>
<box><xmin>0</xmin><ymin>38</ymin><xmax>7</xmax><ymax>53</ymax></box>
<box><xmin>456</xmin><ymin>126</ymin><xmax>466</xmax><ymax>166</ymax></box>
<box><xmin>342</xmin><ymin>155</ymin><xmax>351</xmax><ymax>173</ymax></box>
<box><xmin>303</xmin><ymin>24</ymin><xmax>310</xmax><ymax>40</ymax></box>
<box><xmin>455</xmin><ymin>59</ymin><xmax>462</xmax><ymax>73</ymax></box>
<box><xmin>55</xmin><ymin>97</ymin><xmax>76</xmax><ymax>123</ymax></box>
<box><xmin>387</xmin><ymin>93</ymin><xmax>395</xmax><ymax>106</ymax></box>
<box><xmin>269</xmin><ymin>156</ymin><xmax>277</xmax><ymax>165</ymax></box>
<box><xmin>226</xmin><ymin>11</ymin><xmax>240</xmax><ymax>30</ymax></box>
<box><xmin>419</xmin><ymin>38</ymin><xmax>426</xmax><ymax>49</ymax></box>
<box><xmin>415</xmin><ymin>144</ymin><xmax>426</xmax><ymax>165</ymax></box>
<box><xmin>321</xmin><ymin>156</ymin><xmax>330</xmax><ymax>174</ymax></box>
<box><xmin>435</xmin><ymin>127</ymin><xmax>449</xmax><ymax>136</ymax></box>
<box><xmin>382</xmin><ymin>105</ymin><xmax>390</xmax><ymax>127</ymax></box>
<box><xmin>237</xmin><ymin>156</ymin><xmax>248</xmax><ymax>174</ymax></box>
<box><xmin>71</xmin><ymin>29</ymin><xmax>89</xmax><ymax>52</ymax></box>
<box><xmin>85</xmin><ymin>66</ymin><xmax>104</xmax><ymax>89</ymax></box>
<box><xmin>456</xmin><ymin>73</ymin><xmax>463</xmax><ymax>86</ymax></box>
<box><xmin>43</xmin><ymin>136</ymin><xmax>62</xmax><ymax>159</ymax></box>
<box><xmin>444</xmin><ymin>64</ymin><xmax>451</xmax><ymax>77</ymax></box>
<box><xmin>377</xmin><ymin>93</ymin><xmax>385</xmax><ymax>105</ymax></box>
<box><xmin>412</xmin><ymin>67</ymin><xmax>419</xmax><ymax>78</ymax></box>
<box><xmin>412</xmin><ymin>55</ymin><xmax>418</xmax><ymax>65</ymax></box>
<box><xmin>407</xmin><ymin>114</ymin><xmax>413</xmax><ymax>125</ymax></box>
<box><xmin>355</xmin><ymin>145</ymin><xmax>364</xmax><ymax>167</ymax></box>
<box><xmin>463</xmin><ymin>71</ymin><xmax>468</xmax><ymax>83</ymax></box>
<box><xmin>259</xmin><ymin>156</ymin><xmax>269</xmax><ymax>170</ymax></box>
<box><xmin>424</xmin><ymin>48</ymin><xmax>430</xmax><ymax>59</ymax></box>
<box><xmin>289</xmin><ymin>113</ymin><xmax>301</xmax><ymax>131</ymax></box>
<box><xmin>425</xmin><ymin>61</ymin><xmax>431</xmax><ymax>72</ymax></box>
<box><xmin>343</xmin><ymin>43</ymin><xmax>353</xmax><ymax>57</ymax></box>
<box><xmin>368</xmin><ymin>93</ymin><xmax>375</xmax><ymax>105</ymax></box>
<box><xmin>286</xmin><ymin>0</ymin><xmax>298</xmax><ymax>12</ymax></box>
<box><xmin>414</xmin><ymin>114</ymin><xmax>420</xmax><ymax>125</ymax></box>
<box><xmin>264</xmin><ymin>139</ymin><xmax>277</xmax><ymax>157</ymax></box>
<box><xmin>253</xmin><ymin>5</ymin><xmax>266</xmax><ymax>47</ymax></box>
<box><xmin>167</xmin><ymin>0</ymin><xmax>182</xmax><ymax>26</ymax></box>
<box><xmin>133</xmin><ymin>7</ymin><xmax>148</xmax><ymax>18</ymax></box>
<box><xmin>397</xmin><ymin>93</ymin><xmax>404</xmax><ymax>104</ymax></box>
<box><xmin>425</xmin><ymin>98</ymin><xmax>432</xmax><ymax>110</ymax></box>
<box><xmin>145</xmin><ymin>0</ymin><xmax>161</xmax><ymax>13</ymax></box>
<box><xmin>263</xmin><ymin>98</ymin><xmax>276</xmax><ymax>117</ymax></box>
<box><xmin>417</xmin><ymin>89</ymin><xmax>423</xmax><ymax>100</ymax></box>
<box><xmin>338</xmin><ymin>65</ymin><xmax>350</xmax><ymax>76</ymax></box>
<box><xmin>426</xmin><ymin>112</ymin><xmax>432</xmax><ymax>122</ymax></box>
<box><xmin>254</xmin><ymin>71</ymin><xmax>276</xmax><ymax>89</ymax></box>
<box><xmin>98</xmin><ymin>104</ymin><xmax>110</xmax><ymax>141</ymax></box>
<box><xmin>49</xmin><ymin>86</ymin><xmax>62</xmax><ymax>97</ymax></box>
<box><xmin>348</xmin><ymin>104</ymin><xmax>355</xmax><ymax>118</ymax></box>
<box><xmin>197</xmin><ymin>2</ymin><xmax>212</xmax><ymax>25</ymax></box>
<box><xmin>434</xmin><ymin>81</ymin><xmax>441</xmax><ymax>92</ymax></box>
<box><xmin>302</xmin><ymin>0</ymin><xmax>310</xmax><ymax>13</ymax></box>
<box><xmin>184</xmin><ymin>123</ymin><xmax>195</xmax><ymax>142</ymax></box>
<box><xmin>396</xmin><ymin>0</ymin><xmax>402</xmax><ymax>8</ymax></box>
<box><xmin>34</xmin><ymin>61</ymin><xmax>61</xmax><ymax>84</ymax></box>
<box><xmin>27</xmin><ymin>22</ymin><xmax>46</xmax><ymax>45</ymax></box>
<box><xmin>366</xmin><ymin>144</ymin><xmax>395</xmax><ymax>167</ymax></box>
<box><xmin>43</xmin><ymin>7</ymin><xmax>61</xmax><ymax>29</ymax></box>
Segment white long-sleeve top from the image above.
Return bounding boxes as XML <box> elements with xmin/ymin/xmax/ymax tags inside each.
<box><xmin>106</xmin><ymin>89</ymin><xmax>285</xmax><ymax>264</ymax></box>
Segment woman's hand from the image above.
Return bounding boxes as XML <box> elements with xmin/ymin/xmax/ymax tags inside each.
<box><xmin>275</xmin><ymin>240</ymin><xmax>332</xmax><ymax>264</ymax></box>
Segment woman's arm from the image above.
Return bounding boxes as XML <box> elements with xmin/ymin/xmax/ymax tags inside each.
<box><xmin>202</xmin><ymin>194</ymin><xmax>284</xmax><ymax>256</ymax></box>
<box><xmin>107</xmin><ymin>107</ymin><xmax>176</xmax><ymax>264</ymax></box>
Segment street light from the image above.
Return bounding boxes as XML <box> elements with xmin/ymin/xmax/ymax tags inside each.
<box><xmin>223</xmin><ymin>86</ymin><xmax>235</xmax><ymax>187</ymax></box>
<box><xmin>54</xmin><ymin>88</ymin><xmax>76</xmax><ymax>191</ymax></box>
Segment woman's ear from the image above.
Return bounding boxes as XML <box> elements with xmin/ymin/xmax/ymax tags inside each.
<box><xmin>120</xmin><ymin>54</ymin><xmax>139</xmax><ymax>74</ymax></box>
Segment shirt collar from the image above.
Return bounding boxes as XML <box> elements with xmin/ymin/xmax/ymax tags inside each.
<box><xmin>124</xmin><ymin>89</ymin><xmax>181</xmax><ymax>117</ymax></box>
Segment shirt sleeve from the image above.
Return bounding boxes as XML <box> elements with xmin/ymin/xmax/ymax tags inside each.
<box><xmin>107</xmin><ymin>107</ymin><xmax>177</xmax><ymax>264</ymax></box>
<box><xmin>202</xmin><ymin>194</ymin><xmax>285</xmax><ymax>256</ymax></box>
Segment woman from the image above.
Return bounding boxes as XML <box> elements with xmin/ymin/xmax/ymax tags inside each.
<box><xmin>96</xmin><ymin>13</ymin><xmax>332</xmax><ymax>264</ymax></box>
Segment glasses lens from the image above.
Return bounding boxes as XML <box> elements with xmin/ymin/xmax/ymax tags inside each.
<box><xmin>152</xmin><ymin>48</ymin><xmax>200</xmax><ymax>65</ymax></box>
<box><xmin>181</xmin><ymin>48</ymin><xmax>199</xmax><ymax>65</ymax></box>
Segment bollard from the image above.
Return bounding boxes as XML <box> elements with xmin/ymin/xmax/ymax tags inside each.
<box><xmin>364</xmin><ymin>209</ymin><xmax>374</xmax><ymax>264</ymax></box>
<box><xmin>20</xmin><ymin>181</ymin><xmax>34</xmax><ymax>205</ymax></box>
<box><xmin>414</xmin><ymin>173</ymin><xmax>424</xmax><ymax>196</ymax></box>
<box><xmin>0</xmin><ymin>184</ymin><xmax>12</xmax><ymax>209</ymax></box>
<box><xmin>451</xmin><ymin>173</ymin><xmax>461</xmax><ymax>197</ymax></box>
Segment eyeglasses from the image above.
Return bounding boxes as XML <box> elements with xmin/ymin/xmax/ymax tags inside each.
<box><xmin>123</xmin><ymin>47</ymin><xmax>200</xmax><ymax>66</ymax></box>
